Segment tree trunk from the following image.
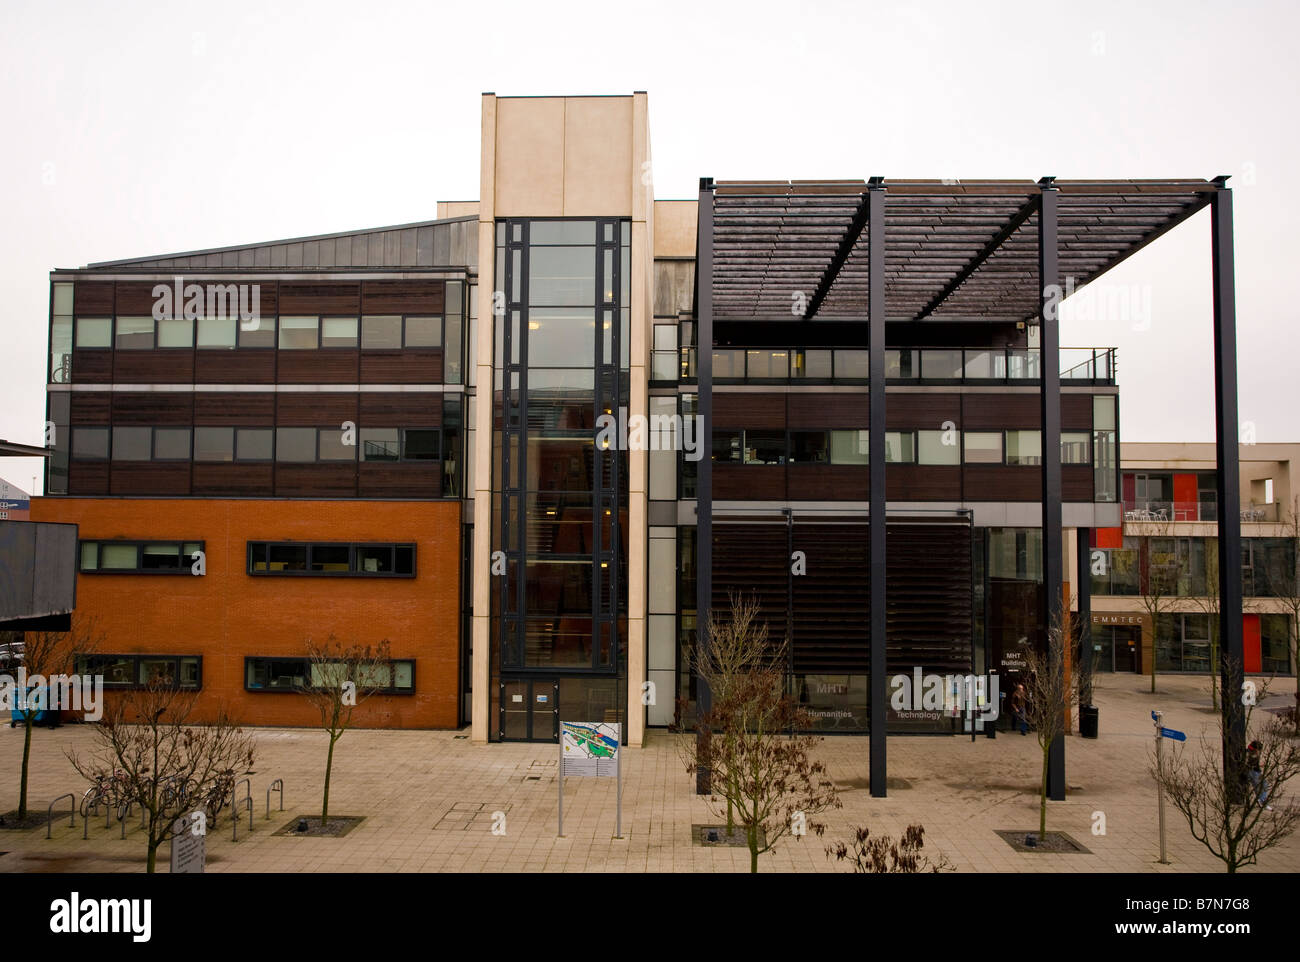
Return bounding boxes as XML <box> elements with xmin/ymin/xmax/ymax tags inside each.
<box><xmin>322</xmin><ymin>735</ymin><xmax>337</xmax><ymax>826</ymax></box>
<box><xmin>749</xmin><ymin>827</ymin><xmax>758</xmax><ymax>874</ymax></box>
<box><xmin>146</xmin><ymin>841</ymin><xmax>158</xmax><ymax>874</ymax></box>
<box><xmin>1040</xmin><ymin>749</ymin><xmax>1049</xmax><ymax>837</ymax></box>
<box><xmin>18</xmin><ymin>718</ymin><xmax>32</xmax><ymax>819</ymax></box>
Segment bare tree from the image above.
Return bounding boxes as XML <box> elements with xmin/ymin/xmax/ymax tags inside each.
<box><xmin>67</xmin><ymin>681</ymin><xmax>255</xmax><ymax>873</ymax></box>
<box><xmin>1150</xmin><ymin>673</ymin><xmax>1300</xmax><ymax>872</ymax></box>
<box><xmin>301</xmin><ymin>635</ymin><xmax>393</xmax><ymax>826</ymax></box>
<box><xmin>1136</xmin><ymin>524</ymin><xmax>1180</xmax><ymax>694</ymax></box>
<box><xmin>827</xmin><ymin>823</ymin><xmax>954</xmax><ymax>873</ymax></box>
<box><xmin>680</xmin><ymin>596</ymin><xmax>840</xmax><ymax>873</ymax></box>
<box><xmin>1022</xmin><ymin>598</ymin><xmax>1093</xmax><ymax>838</ymax></box>
<box><xmin>4</xmin><ymin>615</ymin><xmax>103</xmax><ymax>821</ymax></box>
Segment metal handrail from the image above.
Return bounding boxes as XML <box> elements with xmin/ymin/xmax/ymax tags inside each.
<box><xmin>266</xmin><ymin>779</ymin><xmax>284</xmax><ymax>819</ymax></box>
<box><xmin>46</xmin><ymin>794</ymin><xmax>75</xmax><ymax>839</ymax></box>
<box><xmin>232</xmin><ymin>796</ymin><xmax>254</xmax><ymax>841</ymax></box>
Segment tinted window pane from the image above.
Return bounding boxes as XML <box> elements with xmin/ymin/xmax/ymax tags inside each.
<box><xmin>356</xmin><ymin>545</ymin><xmax>393</xmax><ymax>573</ymax></box>
<box><xmin>403</xmin><ymin>429</ymin><xmax>440</xmax><ymax>461</ymax></box>
<box><xmin>153</xmin><ymin>428</ymin><xmax>191</xmax><ymax>460</ymax></box>
<box><xmin>318</xmin><ymin>428</ymin><xmax>355</xmax><ymax>461</ymax></box>
<box><xmin>830</xmin><ymin>430</ymin><xmax>869</xmax><ymax>465</ymax></box>
<box><xmin>404</xmin><ymin>316</ymin><xmax>441</xmax><ymax>347</ymax></box>
<box><xmin>360</xmin><ymin>429</ymin><xmax>400</xmax><ymax>461</ymax></box>
<box><xmin>964</xmin><ymin>432</ymin><xmax>1003</xmax><ymax>464</ymax></box>
<box><xmin>918</xmin><ymin>430</ymin><xmax>960</xmax><ymax>465</ymax></box>
<box><xmin>1062</xmin><ymin>432</ymin><xmax>1091</xmax><ymax>464</ymax></box>
<box><xmin>75</xmin><ymin>318</ymin><xmax>112</xmax><ymax>348</ymax></box>
<box><xmin>275</xmin><ymin>427</ymin><xmax>316</xmax><ymax>462</ymax></box>
<box><xmin>394</xmin><ymin>545</ymin><xmax>414</xmax><ymax>574</ymax></box>
<box><xmin>194</xmin><ymin>427</ymin><xmax>235</xmax><ymax>461</ymax></box>
<box><xmin>361</xmin><ymin>315</ymin><xmax>401</xmax><ymax>349</ymax></box>
<box><xmin>197</xmin><ymin>316</ymin><xmax>237</xmax><ymax>348</ymax></box>
<box><xmin>138</xmin><ymin>658</ymin><xmax>178</xmax><ymax>686</ymax></box>
<box><xmin>790</xmin><ymin>430</ymin><xmax>828</xmax><ymax>463</ymax></box>
<box><xmin>115</xmin><ymin>316</ymin><xmax>153</xmax><ymax>349</ymax></box>
<box><xmin>236</xmin><ymin>428</ymin><xmax>273</xmax><ymax>460</ymax></box>
<box><xmin>141</xmin><ymin>544</ymin><xmax>181</xmax><ymax>569</ymax></box>
<box><xmin>393</xmin><ymin>660</ymin><xmax>414</xmax><ymax>689</ymax></box>
<box><xmin>743</xmin><ymin>430</ymin><xmax>785</xmax><ymax>465</ymax></box>
<box><xmin>72</xmin><ymin>427</ymin><xmax>109</xmax><ymax>459</ymax></box>
<box><xmin>112</xmin><ymin>427</ymin><xmax>152</xmax><ymax>461</ymax></box>
<box><xmin>80</xmin><ymin>542</ymin><xmax>98</xmax><ymax>570</ymax></box>
<box><xmin>268</xmin><ymin>544</ymin><xmax>307</xmax><ymax>571</ymax></box>
<box><xmin>310</xmin><ymin>545</ymin><xmax>350</xmax><ymax>572</ymax></box>
<box><xmin>321</xmin><ymin>317</ymin><xmax>358</xmax><ymax>348</ymax></box>
<box><xmin>100</xmin><ymin>543</ymin><xmax>138</xmax><ymax>569</ymax></box>
<box><xmin>1006</xmin><ymin>430</ymin><xmax>1041</xmax><ymax>466</ymax></box>
<box><xmin>238</xmin><ymin>317</ymin><xmax>275</xmax><ymax>347</ymax></box>
<box><xmin>528</xmin><ymin>247</ymin><xmax>595</xmax><ymax>306</ymax></box>
<box><xmin>530</xmin><ymin>221</ymin><xmax>597</xmax><ymax>245</ymax></box>
<box><xmin>278</xmin><ymin>316</ymin><xmax>318</xmax><ymax>349</ymax></box>
<box><xmin>157</xmin><ymin>318</ymin><xmax>193</xmax><ymax>348</ymax></box>
<box><xmin>885</xmin><ymin>431</ymin><xmax>914</xmax><ymax>463</ymax></box>
<box><xmin>528</xmin><ymin>308</ymin><xmax>595</xmax><ymax>367</ymax></box>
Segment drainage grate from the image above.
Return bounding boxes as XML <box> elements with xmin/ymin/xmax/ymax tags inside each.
<box><xmin>434</xmin><ymin>803</ymin><xmax>511</xmax><ymax>831</ymax></box>
<box><xmin>995</xmin><ymin>829</ymin><xmax>1091</xmax><ymax>854</ymax></box>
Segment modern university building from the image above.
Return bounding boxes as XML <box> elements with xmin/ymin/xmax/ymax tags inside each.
<box><xmin>30</xmin><ymin>92</ymin><xmax>1265</xmax><ymax>792</ymax></box>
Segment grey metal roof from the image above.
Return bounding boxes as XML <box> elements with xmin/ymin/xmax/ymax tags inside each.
<box><xmin>708</xmin><ymin>179</ymin><xmax>1217</xmax><ymax>322</ymax></box>
<box><xmin>84</xmin><ymin>216</ymin><xmax>478</xmax><ymax>272</ymax></box>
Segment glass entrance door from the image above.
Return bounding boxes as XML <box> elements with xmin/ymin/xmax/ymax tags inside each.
<box><xmin>1113</xmin><ymin>627</ymin><xmax>1139</xmax><ymax>672</ymax></box>
<box><xmin>499</xmin><ymin>679</ymin><xmax>559</xmax><ymax>742</ymax></box>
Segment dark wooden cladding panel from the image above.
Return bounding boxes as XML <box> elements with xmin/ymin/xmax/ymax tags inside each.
<box><xmin>358</xmin><ymin>463</ymin><xmax>442</xmax><ymax>498</ymax></box>
<box><xmin>277</xmin><ymin>350</ymin><xmax>359</xmax><ymax>383</ymax></box>
<box><xmin>359</xmin><ymin>393</ymin><xmax>442</xmax><ymax>426</ymax></box>
<box><xmin>712</xmin><ymin>523</ymin><xmax>788</xmax><ymax>667</ymax></box>
<box><xmin>74</xmin><ymin>282</ymin><xmax>114</xmax><ymax>315</ymax></box>
<box><xmin>713</xmin><ymin>393</ymin><xmax>785</xmax><ymax>428</ymax></box>
<box><xmin>963</xmin><ymin>465</ymin><xmax>1041</xmax><ymax>501</ymax></box>
<box><xmin>714</xmin><ymin>464</ymin><xmax>785</xmax><ymax>500</ymax></box>
<box><xmin>113</xmin><ymin>281</ymin><xmax>164</xmax><ymax>314</ymax></box>
<box><xmin>886</xmin><ymin>393</ymin><xmax>960</xmax><ymax>429</ymax></box>
<box><xmin>277</xmin><ymin>282</ymin><xmax>359</xmax><ymax>314</ymax></box>
<box><xmin>113</xmin><ymin>350</ymin><xmax>195</xmax><ymax>383</ymax></box>
<box><xmin>1063</xmin><ymin>465</ymin><xmax>1094</xmax><ymax>502</ymax></box>
<box><xmin>786</xmin><ymin>464</ymin><xmax>869</xmax><ymax>500</ymax></box>
<box><xmin>71</xmin><ymin>351</ymin><xmax>113</xmax><ymax>383</ymax></box>
<box><xmin>68</xmin><ymin>461</ymin><xmax>109</xmax><ymax>495</ymax></box>
<box><xmin>192</xmin><ymin>463</ymin><xmax>273</xmax><ymax>496</ymax></box>
<box><xmin>194</xmin><ymin>393</ymin><xmax>275</xmax><ymax>425</ymax></box>
<box><xmin>109</xmin><ymin>462</ymin><xmax>191</xmax><ymax>496</ymax></box>
<box><xmin>110</xmin><ymin>392</ymin><xmax>193</xmax><ymax>425</ymax></box>
<box><xmin>360</xmin><ymin>280</ymin><xmax>445</xmax><ymax>314</ymax></box>
<box><xmin>962</xmin><ymin>393</ymin><xmax>1041</xmax><ymax>429</ymax></box>
<box><xmin>885</xmin><ymin>521</ymin><xmax>972</xmax><ymax>676</ymax></box>
<box><xmin>1063</xmin><ymin>394</ymin><xmax>1094</xmax><ymax>430</ymax></box>
<box><xmin>359</xmin><ymin>351</ymin><xmax>442</xmax><ymax>384</ymax></box>
<box><xmin>70</xmin><ymin>394</ymin><xmax>110</xmax><ymax>424</ymax></box>
<box><xmin>791</xmin><ymin>522</ymin><xmax>869</xmax><ymax>673</ymax></box>
<box><xmin>276</xmin><ymin>392</ymin><xmax>358</xmax><ymax>425</ymax></box>
<box><xmin>787</xmin><ymin>393</ymin><xmax>867</xmax><ymax>428</ymax></box>
<box><xmin>195</xmin><ymin>350</ymin><xmax>276</xmax><ymax>384</ymax></box>
<box><xmin>887</xmin><ymin>464</ymin><xmax>961</xmax><ymax>500</ymax></box>
<box><xmin>274</xmin><ymin>463</ymin><xmax>357</xmax><ymax>497</ymax></box>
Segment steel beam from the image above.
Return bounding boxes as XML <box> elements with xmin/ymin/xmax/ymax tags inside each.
<box><xmin>868</xmin><ymin>184</ymin><xmax>888</xmax><ymax>798</ymax></box>
<box><xmin>1039</xmin><ymin>181</ymin><xmax>1066</xmax><ymax>801</ymax></box>
<box><xmin>1077</xmin><ymin>528</ymin><xmax>1092</xmax><ymax>696</ymax></box>
<box><xmin>803</xmin><ymin>183</ymin><xmax>876</xmax><ymax>321</ymax></box>
<box><xmin>695</xmin><ymin>178</ymin><xmax>715</xmax><ymax>795</ymax></box>
<box><xmin>1211</xmin><ymin>180</ymin><xmax>1245</xmax><ymax>787</ymax></box>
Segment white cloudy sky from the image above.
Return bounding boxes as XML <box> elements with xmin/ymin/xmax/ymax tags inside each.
<box><xmin>1</xmin><ymin>0</ymin><xmax>1297</xmax><ymax>493</ymax></box>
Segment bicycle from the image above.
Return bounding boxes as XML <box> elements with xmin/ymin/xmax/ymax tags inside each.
<box><xmin>79</xmin><ymin>769</ymin><xmax>131</xmax><ymax>820</ymax></box>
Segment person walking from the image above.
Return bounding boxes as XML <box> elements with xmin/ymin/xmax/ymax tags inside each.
<box><xmin>1246</xmin><ymin>740</ymin><xmax>1273</xmax><ymax>811</ymax></box>
<box><xmin>1010</xmin><ymin>683</ymin><xmax>1028</xmax><ymax>736</ymax></box>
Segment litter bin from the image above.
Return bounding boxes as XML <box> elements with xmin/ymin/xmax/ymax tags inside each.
<box><xmin>1079</xmin><ymin>704</ymin><xmax>1099</xmax><ymax>739</ymax></box>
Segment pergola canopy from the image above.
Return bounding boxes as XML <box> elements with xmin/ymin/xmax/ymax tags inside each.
<box><xmin>706</xmin><ymin>178</ymin><xmax>1219</xmax><ymax>322</ymax></box>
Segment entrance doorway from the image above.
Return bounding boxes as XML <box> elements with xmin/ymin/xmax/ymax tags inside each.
<box><xmin>1095</xmin><ymin>625</ymin><xmax>1140</xmax><ymax>672</ymax></box>
<box><xmin>500</xmin><ymin>679</ymin><xmax>559</xmax><ymax>742</ymax></box>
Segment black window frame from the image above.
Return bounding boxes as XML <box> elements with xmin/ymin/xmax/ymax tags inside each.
<box><xmin>243</xmin><ymin>656</ymin><xmax>415</xmax><ymax>694</ymax></box>
<box><xmin>79</xmin><ymin>540</ymin><xmax>205</xmax><ymax>575</ymax></box>
<box><xmin>246</xmin><ymin>541</ymin><xmax>417</xmax><ymax>578</ymax></box>
<box><xmin>76</xmin><ymin>653</ymin><xmax>203</xmax><ymax>690</ymax></box>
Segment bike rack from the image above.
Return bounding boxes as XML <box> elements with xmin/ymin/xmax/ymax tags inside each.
<box><xmin>46</xmin><ymin>794</ymin><xmax>75</xmax><ymax>839</ymax></box>
<box><xmin>266</xmin><ymin>779</ymin><xmax>284</xmax><ymax>819</ymax></box>
<box><xmin>232</xmin><ymin>796</ymin><xmax>254</xmax><ymax>842</ymax></box>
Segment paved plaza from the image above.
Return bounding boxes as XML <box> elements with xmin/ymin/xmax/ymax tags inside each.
<box><xmin>1</xmin><ymin>672</ymin><xmax>1297</xmax><ymax>873</ymax></box>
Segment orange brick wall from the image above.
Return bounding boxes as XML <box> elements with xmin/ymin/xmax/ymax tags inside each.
<box><xmin>30</xmin><ymin>497</ymin><xmax>462</xmax><ymax>729</ymax></box>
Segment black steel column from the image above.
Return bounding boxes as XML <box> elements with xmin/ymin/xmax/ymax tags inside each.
<box><xmin>867</xmin><ymin>182</ymin><xmax>887</xmax><ymax>798</ymax></box>
<box><xmin>695</xmin><ymin>178</ymin><xmax>715</xmax><ymax>795</ymax></box>
<box><xmin>1211</xmin><ymin>180</ymin><xmax>1245</xmax><ymax>783</ymax></box>
<box><xmin>1039</xmin><ymin>180</ymin><xmax>1066</xmax><ymax>801</ymax></box>
<box><xmin>1077</xmin><ymin>528</ymin><xmax>1092</xmax><ymax>701</ymax></box>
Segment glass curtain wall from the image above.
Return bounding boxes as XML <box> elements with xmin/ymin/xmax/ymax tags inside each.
<box><xmin>492</xmin><ymin>219</ymin><xmax>630</xmax><ymax>741</ymax></box>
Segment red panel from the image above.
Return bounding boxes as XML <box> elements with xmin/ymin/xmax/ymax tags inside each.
<box><xmin>1122</xmin><ymin>472</ymin><xmax>1136</xmax><ymax>504</ymax></box>
<box><xmin>1094</xmin><ymin>527</ymin><xmax>1123</xmax><ymax>550</ymax></box>
<box><xmin>1244</xmin><ymin>614</ymin><xmax>1261</xmax><ymax>674</ymax></box>
<box><xmin>1173</xmin><ymin>473</ymin><xmax>1199</xmax><ymax>521</ymax></box>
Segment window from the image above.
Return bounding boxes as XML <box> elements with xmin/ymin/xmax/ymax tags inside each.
<box><xmin>361</xmin><ymin>315</ymin><xmax>402</xmax><ymax>349</ymax></box>
<box><xmin>917</xmin><ymin>429</ymin><xmax>960</xmax><ymax>465</ymax></box>
<box><xmin>321</xmin><ymin>317</ymin><xmax>358</xmax><ymax>349</ymax></box>
<box><xmin>244</xmin><ymin>656</ymin><xmax>414</xmax><ymax>693</ymax></box>
<box><xmin>278</xmin><ymin>316</ymin><xmax>319</xmax><ymax>349</ymax></box>
<box><xmin>236</xmin><ymin>428</ymin><xmax>273</xmax><ymax>461</ymax></box>
<box><xmin>743</xmin><ymin>430</ymin><xmax>785</xmax><ymax>465</ymax></box>
<box><xmin>153</xmin><ymin>428</ymin><xmax>191</xmax><ymax>460</ymax></box>
<box><xmin>115</xmin><ymin>317</ymin><xmax>154</xmax><ymax>349</ymax></box>
<box><xmin>112</xmin><ymin>427</ymin><xmax>152</xmax><ymax>461</ymax></box>
<box><xmin>79</xmin><ymin>540</ymin><xmax>203</xmax><ymax>574</ymax></box>
<box><xmin>194</xmin><ymin>427</ymin><xmax>235</xmax><ymax>462</ymax></box>
<box><xmin>275</xmin><ymin>427</ymin><xmax>317</xmax><ymax>462</ymax></box>
<box><xmin>197</xmin><ymin>316</ymin><xmax>237</xmax><ymax>349</ymax></box>
<box><xmin>404</xmin><ymin>316</ymin><xmax>441</xmax><ymax>347</ymax></box>
<box><xmin>239</xmin><ymin>317</ymin><xmax>275</xmax><ymax>348</ymax></box>
<box><xmin>402</xmin><ymin>429</ymin><xmax>440</xmax><ymax>461</ymax></box>
<box><xmin>75</xmin><ymin>318</ymin><xmax>112</xmax><ymax>348</ymax></box>
<box><xmin>157</xmin><ymin>317</ymin><xmax>193</xmax><ymax>348</ymax></box>
<box><xmin>318</xmin><ymin>428</ymin><xmax>356</xmax><ymax>461</ymax></box>
<box><xmin>360</xmin><ymin>428</ymin><xmax>400</xmax><ymax>461</ymax></box>
<box><xmin>964</xmin><ymin>432</ymin><xmax>1003</xmax><ymax>464</ymax></box>
<box><xmin>247</xmin><ymin>542</ymin><xmax>416</xmax><ymax>577</ymax></box>
<box><xmin>1062</xmin><ymin>432</ymin><xmax>1091</xmax><ymax>464</ymax></box>
<box><xmin>789</xmin><ymin>430</ymin><xmax>829</xmax><ymax>463</ymax></box>
<box><xmin>71</xmin><ymin>427</ymin><xmax>109</xmax><ymax>460</ymax></box>
<box><xmin>77</xmin><ymin>654</ymin><xmax>201</xmax><ymax>689</ymax></box>
<box><xmin>1005</xmin><ymin>430</ymin><xmax>1042</xmax><ymax>466</ymax></box>
<box><xmin>829</xmin><ymin>430</ymin><xmax>869</xmax><ymax>465</ymax></box>
<box><xmin>885</xmin><ymin>431</ymin><xmax>915</xmax><ymax>464</ymax></box>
